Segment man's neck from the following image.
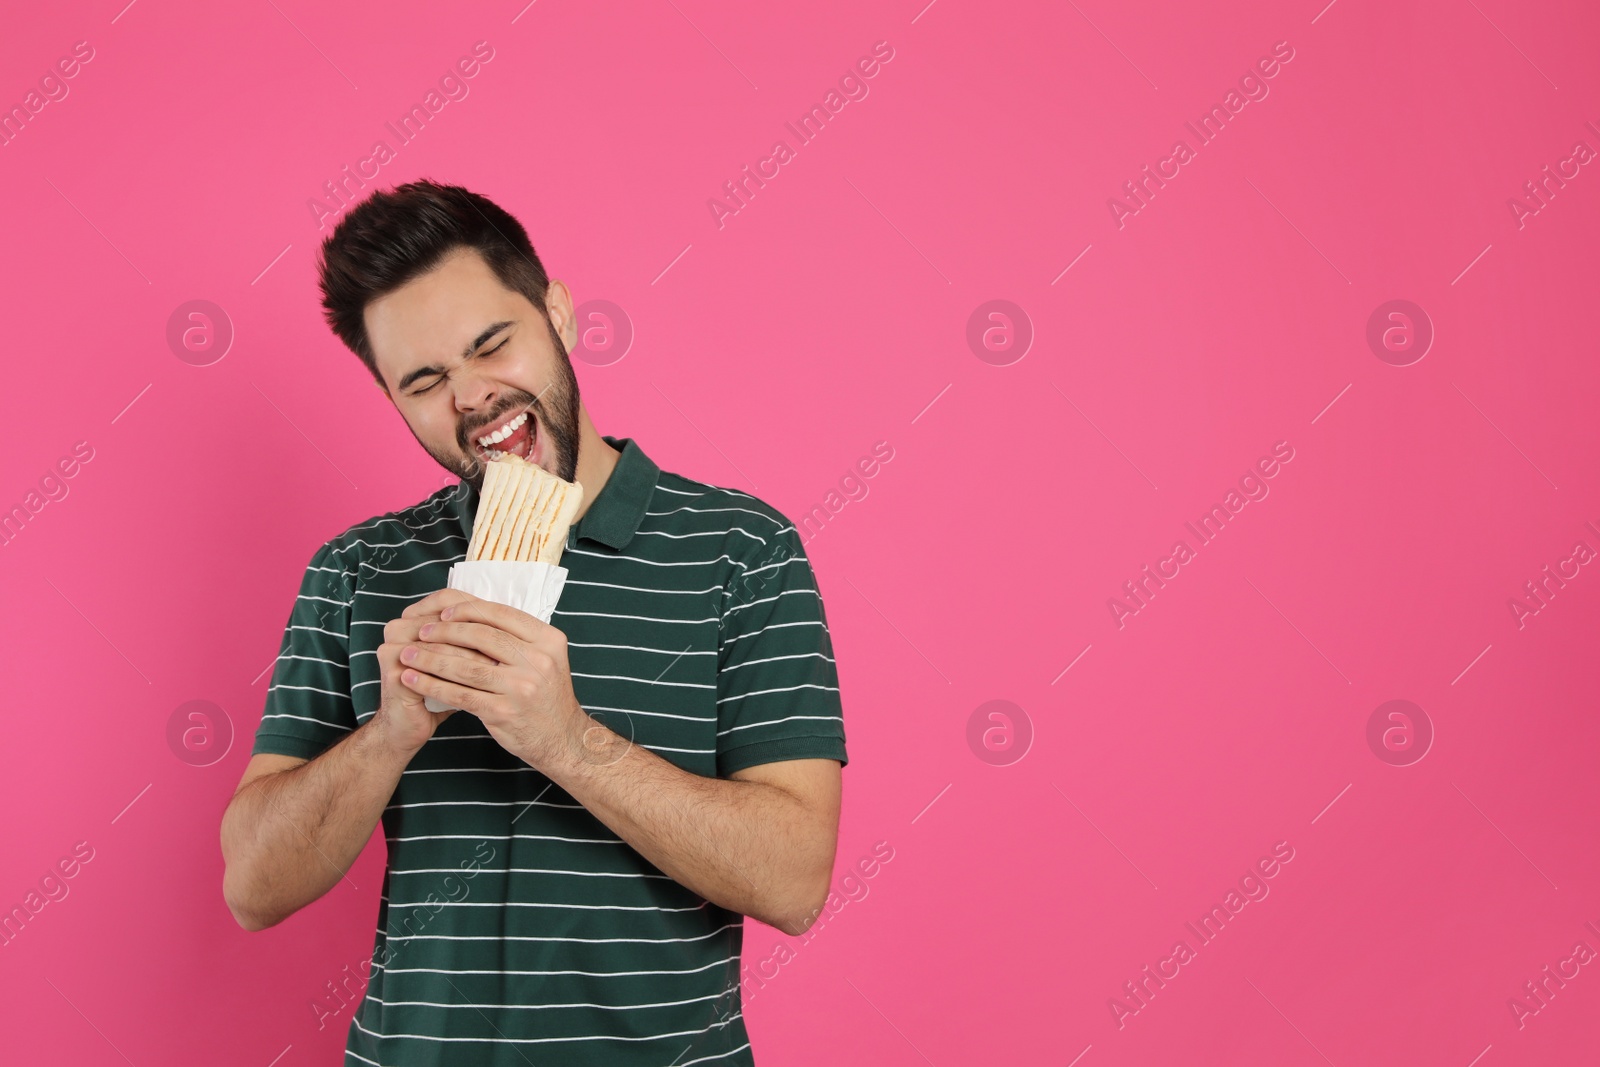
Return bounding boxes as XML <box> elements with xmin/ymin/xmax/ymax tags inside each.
<box><xmin>571</xmin><ymin>407</ymin><xmax>621</xmax><ymax>524</ymax></box>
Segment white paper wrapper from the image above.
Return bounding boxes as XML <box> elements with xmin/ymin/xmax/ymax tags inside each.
<box><xmin>422</xmin><ymin>560</ymin><xmax>569</xmax><ymax>713</ymax></box>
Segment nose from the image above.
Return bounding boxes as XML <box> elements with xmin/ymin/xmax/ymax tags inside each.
<box><xmin>451</xmin><ymin>367</ymin><xmax>498</xmax><ymax>416</ymax></box>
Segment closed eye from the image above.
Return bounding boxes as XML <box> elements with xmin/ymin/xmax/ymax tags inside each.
<box><xmin>407</xmin><ymin>339</ymin><xmax>510</xmax><ymax>396</ymax></box>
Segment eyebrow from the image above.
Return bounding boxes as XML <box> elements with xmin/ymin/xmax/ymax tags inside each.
<box><xmin>396</xmin><ymin>320</ymin><xmax>516</xmax><ymax>392</ymax></box>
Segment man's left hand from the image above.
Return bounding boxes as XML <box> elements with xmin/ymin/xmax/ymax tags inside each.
<box><xmin>397</xmin><ymin>589</ymin><xmax>589</xmax><ymax>771</ymax></box>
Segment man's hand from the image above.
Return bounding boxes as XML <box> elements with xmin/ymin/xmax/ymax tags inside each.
<box><xmin>397</xmin><ymin>589</ymin><xmax>590</xmax><ymax>771</ymax></box>
<box><xmin>372</xmin><ymin>612</ymin><xmax>497</xmax><ymax>755</ymax></box>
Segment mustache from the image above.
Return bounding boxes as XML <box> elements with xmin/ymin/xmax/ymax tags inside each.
<box><xmin>458</xmin><ymin>391</ymin><xmax>539</xmax><ymax>446</ymax></box>
<box><xmin>454</xmin><ymin>383</ymin><xmax>555</xmax><ymax>480</ymax></box>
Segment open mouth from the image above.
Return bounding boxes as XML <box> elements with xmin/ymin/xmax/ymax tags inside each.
<box><xmin>471</xmin><ymin>408</ymin><xmax>536</xmax><ymax>464</ymax></box>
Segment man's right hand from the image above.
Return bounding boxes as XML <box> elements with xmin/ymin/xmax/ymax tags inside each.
<box><xmin>373</xmin><ymin>613</ymin><xmax>497</xmax><ymax>755</ymax></box>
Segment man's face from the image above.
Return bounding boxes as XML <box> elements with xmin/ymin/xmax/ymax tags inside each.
<box><xmin>365</xmin><ymin>247</ymin><xmax>582</xmax><ymax>491</ymax></box>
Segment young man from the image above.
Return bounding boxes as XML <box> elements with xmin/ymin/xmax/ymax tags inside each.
<box><xmin>219</xmin><ymin>180</ymin><xmax>848</xmax><ymax>1066</ymax></box>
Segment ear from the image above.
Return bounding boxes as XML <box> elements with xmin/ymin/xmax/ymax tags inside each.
<box><xmin>373</xmin><ymin>376</ymin><xmax>394</xmax><ymax>405</ymax></box>
<box><xmin>545</xmin><ymin>280</ymin><xmax>578</xmax><ymax>353</ymax></box>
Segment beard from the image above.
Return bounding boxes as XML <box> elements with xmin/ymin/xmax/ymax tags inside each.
<box><xmin>415</xmin><ymin>312</ymin><xmax>582</xmax><ymax>491</ymax></box>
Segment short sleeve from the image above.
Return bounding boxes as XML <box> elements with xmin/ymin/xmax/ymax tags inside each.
<box><xmin>251</xmin><ymin>541</ymin><xmax>359</xmax><ymax>761</ymax></box>
<box><xmin>715</xmin><ymin>524</ymin><xmax>847</xmax><ymax>776</ymax></box>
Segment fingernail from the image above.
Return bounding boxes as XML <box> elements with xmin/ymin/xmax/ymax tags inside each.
<box><xmin>402</xmin><ymin>646</ymin><xmax>417</xmax><ymax>662</ymax></box>
<box><xmin>402</xmin><ymin>669</ymin><xmax>417</xmax><ymax>685</ymax></box>
<box><xmin>442</xmin><ymin>607</ymin><xmax>454</xmax><ymax>620</ymax></box>
<box><xmin>420</xmin><ymin>623</ymin><xmax>435</xmax><ymax>638</ymax></box>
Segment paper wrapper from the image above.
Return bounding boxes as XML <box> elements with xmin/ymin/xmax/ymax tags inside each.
<box><xmin>422</xmin><ymin>560</ymin><xmax>569</xmax><ymax>713</ymax></box>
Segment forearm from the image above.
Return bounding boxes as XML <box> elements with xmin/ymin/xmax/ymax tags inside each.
<box><xmin>540</xmin><ymin>713</ymin><xmax>834</xmax><ymax>934</ymax></box>
<box><xmin>221</xmin><ymin>720</ymin><xmax>412</xmax><ymax>930</ymax></box>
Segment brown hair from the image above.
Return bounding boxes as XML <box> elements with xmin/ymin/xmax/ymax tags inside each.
<box><xmin>317</xmin><ymin>179</ymin><xmax>551</xmax><ymax>386</ymax></box>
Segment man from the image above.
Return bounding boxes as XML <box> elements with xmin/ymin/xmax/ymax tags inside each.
<box><xmin>219</xmin><ymin>180</ymin><xmax>848</xmax><ymax>1066</ymax></box>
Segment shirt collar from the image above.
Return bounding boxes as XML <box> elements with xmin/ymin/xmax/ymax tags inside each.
<box><xmin>450</xmin><ymin>434</ymin><xmax>659</xmax><ymax>553</ymax></box>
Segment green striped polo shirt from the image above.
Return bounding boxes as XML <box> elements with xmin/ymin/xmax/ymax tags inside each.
<box><xmin>250</xmin><ymin>434</ymin><xmax>848</xmax><ymax>1066</ymax></box>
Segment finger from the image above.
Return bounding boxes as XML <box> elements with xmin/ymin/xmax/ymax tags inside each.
<box><xmin>402</xmin><ymin>589</ymin><xmax>483</xmax><ymax>619</ymax></box>
<box><xmin>415</xmin><ymin>639</ymin><xmax>497</xmax><ymax>665</ymax></box>
<box><xmin>403</xmin><ymin>643</ymin><xmax>504</xmax><ymax>693</ymax></box>
<box><xmin>400</xmin><ymin>667</ymin><xmax>495</xmax><ymax>717</ymax></box>
<box><xmin>437</xmin><ymin>597</ymin><xmax>543</xmax><ymax>642</ymax></box>
<box><xmin>418</xmin><ymin>620</ymin><xmax>526</xmax><ymax>665</ymax></box>
<box><xmin>384</xmin><ymin>614</ymin><xmax>442</xmax><ymax>643</ymax></box>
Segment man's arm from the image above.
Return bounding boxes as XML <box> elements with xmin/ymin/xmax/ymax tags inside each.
<box><xmin>220</xmin><ymin>725</ymin><xmax>411</xmax><ymax>931</ymax></box>
<box><xmin>393</xmin><ymin>590</ymin><xmax>843</xmax><ymax>935</ymax></box>
<box><xmin>220</xmin><ymin>616</ymin><xmax>482</xmax><ymax>930</ymax></box>
<box><xmin>546</xmin><ymin>733</ymin><xmax>841</xmax><ymax>936</ymax></box>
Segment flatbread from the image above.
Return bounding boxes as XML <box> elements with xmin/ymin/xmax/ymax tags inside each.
<box><xmin>489</xmin><ymin>460</ymin><xmax>536</xmax><ymax>560</ymax></box>
<box><xmin>502</xmin><ymin>470</ymin><xmax>539</xmax><ymax>562</ymax></box>
<box><xmin>531</xmin><ymin>481</ymin><xmax>565</xmax><ymax>562</ymax></box>
<box><xmin>518</xmin><ymin>470</ymin><xmax>556</xmax><ymax>563</ymax></box>
<box><xmin>541</xmin><ymin>480</ymin><xmax>583</xmax><ymax>563</ymax></box>
<box><xmin>465</xmin><ymin>452</ymin><xmax>583</xmax><ymax>563</ymax></box>
<box><xmin>467</xmin><ymin>459</ymin><xmax>511</xmax><ymax>560</ymax></box>
<box><xmin>520</xmin><ymin>473</ymin><xmax>559</xmax><ymax>560</ymax></box>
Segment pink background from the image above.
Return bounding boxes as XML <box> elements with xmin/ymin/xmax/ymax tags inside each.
<box><xmin>2</xmin><ymin>0</ymin><xmax>1598</xmax><ymax>1063</ymax></box>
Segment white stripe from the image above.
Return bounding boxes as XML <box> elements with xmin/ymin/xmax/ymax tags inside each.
<box><xmin>386</xmin><ymin>900</ymin><xmax>706</xmax><ymax>912</ymax></box>
<box><xmin>557</xmin><ymin>610</ymin><xmax>717</xmax><ymax>624</ymax></box>
<box><xmin>260</xmin><ymin>712</ymin><xmax>354</xmax><ymax>729</ymax></box>
<box><xmin>647</xmin><ymin>502</ymin><xmax>783</xmax><ymax>523</ymax></box>
<box><xmin>722</xmin><ymin>620</ymin><xmax>824</xmax><ymax>646</ymax></box>
<box><xmin>366</xmin><ymin>990</ymin><xmax>722</xmax><ymax>1011</ymax></box>
<box><xmin>568</xmin><ymin>641</ymin><xmax>715</xmax><ymax>656</ymax></box>
<box><xmin>380</xmin><ymin>956</ymin><xmax>729</xmax><ymax>977</ymax></box>
<box><xmin>637</xmin><ymin>527</ymin><xmax>773</xmax><ymax>547</ymax></box>
<box><xmin>737</xmin><ymin>556</ymin><xmax>798</xmax><ymax>581</ymax></box>
<box><xmin>387</xmin><ymin>866</ymin><xmax>671</xmax><ymax>879</ymax></box>
<box><xmin>276</xmin><ymin>653</ymin><xmax>345</xmax><ymax>668</ymax></box>
<box><xmin>384</xmin><ymin>800</ymin><xmax>583</xmax><ymax>812</ymax></box>
<box><xmin>571</xmin><ymin>671</ymin><xmax>714</xmax><ymax>689</ymax></box>
<box><xmin>716</xmin><ymin>683</ymin><xmax>839</xmax><ymax>706</ymax></box>
<box><xmin>384</xmin><ymin>921</ymin><xmax>740</xmax><ymax>944</ymax></box>
<box><xmin>565</xmin><ymin>579</ymin><xmax>721</xmax><ymax>595</ymax></box>
<box><xmin>387</xmin><ymin>833</ymin><xmax>626</xmax><ymax>845</ymax></box>
<box><xmin>296</xmin><ymin>593</ymin><xmax>350</xmax><ymax>607</ymax></box>
<box><xmin>721</xmin><ymin>651</ymin><xmax>834</xmax><ymax>671</ymax></box>
<box><xmin>722</xmin><ymin>589</ymin><xmax>819</xmax><ymax>616</ymax></box>
<box><xmin>340</xmin><ymin>509</ymin><xmax>457</xmax><ymax>538</ymax></box>
<box><xmin>583</xmin><ymin>704</ymin><xmax>711</xmax><ymax>723</ymax></box>
<box><xmin>337</xmin><ymin>533</ymin><xmax>463</xmax><ymax>555</ymax></box>
<box><xmin>352</xmin><ymin>1013</ymin><xmax>740</xmax><ymax>1046</ymax></box>
<box><xmin>290</xmin><ymin>625</ymin><xmax>348</xmax><ymax>640</ymax></box>
<box><xmin>267</xmin><ymin>683</ymin><xmax>353</xmax><ymax>699</ymax></box>
<box><xmin>359</xmin><ymin>557</ymin><xmax>457</xmax><ymax>576</ymax></box>
<box><xmin>717</xmin><ymin>713</ymin><xmax>840</xmax><ymax>736</ymax></box>
<box><xmin>563</xmin><ymin>549</ymin><xmax>749</xmax><ymax>571</ymax></box>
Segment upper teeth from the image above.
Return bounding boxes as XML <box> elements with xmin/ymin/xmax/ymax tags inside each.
<box><xmin>477</xmin><ymin>411</ymin><xmax>529</xmax><ymax>448</ymax></box>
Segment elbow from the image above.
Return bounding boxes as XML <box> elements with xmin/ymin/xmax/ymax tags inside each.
<box><xmin>226</xmin><ymin>895</ymin><xmax>281</xmax><ymax>933</ymax></box>
<box><xmin>767</xmin><ymin>870</ymin><xmax>833</xmax><ymax>937</ymax></box>
<box><xmin>222</xmin><ymin>870</ymin><xmax>282</xmax><ymax>933</ymax></box>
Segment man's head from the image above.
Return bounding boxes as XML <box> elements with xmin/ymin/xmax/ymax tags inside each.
<box><xmin>317</xmin><ymin>180</ymin><xmax>583</xmax><ymax>489</ymax></box>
